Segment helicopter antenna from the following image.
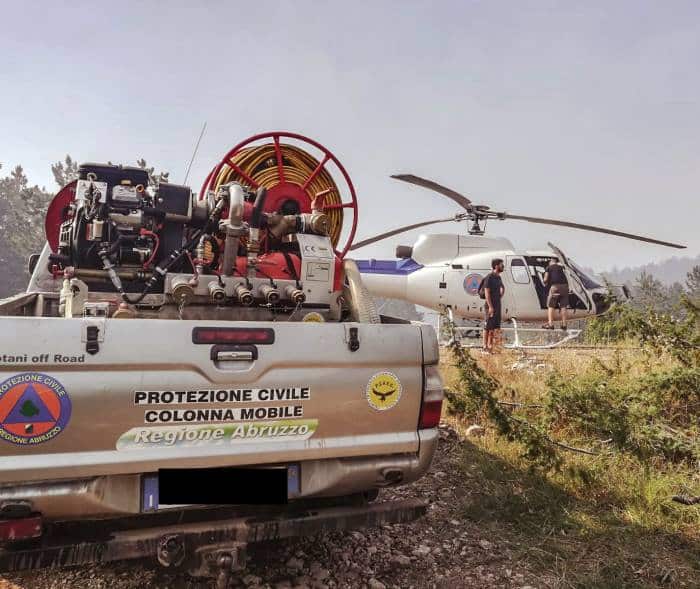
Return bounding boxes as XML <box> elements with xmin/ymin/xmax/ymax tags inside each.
<box><xmin>183</xmin><ymin>121</ymin><xmax>207</xmax><ymax>184</ymax></box>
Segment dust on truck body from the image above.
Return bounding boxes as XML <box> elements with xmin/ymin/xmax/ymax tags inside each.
<box><xmin>0</xmin><ymin>133</ymin><xmax>443</xmax><ymax>579</ymax></box>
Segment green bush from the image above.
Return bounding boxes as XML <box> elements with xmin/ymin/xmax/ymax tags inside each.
<box><xmin>550</xmin><ymin>297</ymin><xmax>699</xmax><ymax>464</ymax></box>
<box><xmin>584</xmin><ymin>300</ymin><xmax>646</xmax><ymax>344</ymax></box>
<box><xmin>445</xmin><ymin>327</ymin><xmax>562</xmax><ymax>470</ymax></box>
<box><xmin>546</xmin><ymin>360</ymin><xmax>699</xmax><ymax>463</ymax></box>
<box><xmin>446</xmin><ymin>295</ymin><xmax>699</xmax><ymax>468</ymax></box>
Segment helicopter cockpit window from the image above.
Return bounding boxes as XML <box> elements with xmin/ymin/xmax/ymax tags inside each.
<box><xmin>568</xmin><ymin>260</ymin><xmax>603</xmax><ymax>289</ymax></box>
<box><xmin>510</xmin><ymin>258</ymin><xmax>530</xmax><ymax>284</ymax></box>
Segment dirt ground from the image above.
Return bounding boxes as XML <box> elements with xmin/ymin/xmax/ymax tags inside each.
<box><xmin>0</xmin><ymin>425</ymin><xmax>543</xmax><ymax>589</ymax></box>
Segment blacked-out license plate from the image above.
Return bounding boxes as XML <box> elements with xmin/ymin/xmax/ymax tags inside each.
<box><xmin>141</xmin><ymin>465</ymin><xmax>300</xmax><ymax>511</ymax></box>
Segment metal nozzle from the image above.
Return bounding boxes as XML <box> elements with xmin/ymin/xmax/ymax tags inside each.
<box><xmin>284</xmin><ymin>285</ymin><xmax>306</xmax><ymax>304</ymax></box>
<box><xmin>208</xmin><ymin>281</ymin><xmax>226</xmax><ymax>304</ymax></box>
<box><xmin>235</xmin><ymin>284</ymin><xmax>254</xmax><ymax>306</ymax></box>
<box><xmin>307</xmin><ymin>212</ymin><xmax>330</xmax><ymax>235</ymax></box>
<box><xmin>222</xmin><ymin>184</ymin><xmax>246</xmax><ymax>276</ymax></box>
<box><xmin>298</xmin><ymin>212</ymin><xmax>330</xmax><ymax>236</ymax></box>
<box><xmin>171</xmin><ymin>277</ymin><xmax>195</xmax><ymax>305</ymax></box>
<box><xmin>258</xmin><ymin>284</ymin><xmax>281</xmax><ymax>305</ymax></box>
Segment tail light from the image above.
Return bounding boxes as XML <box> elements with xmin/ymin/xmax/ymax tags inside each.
<box><xmin>419</xmin><ymin>364</ymin><xmax>444</xmax><ymax>429</ymax></box>
<box><xmin>192</xmin><ymin>327</ymin><xmax>275</xmax><ymax>345</ymax></box>
<box><xmin>0</xmin><ymin>515</ymin><xmax>42</xmax><ymax>542</ymax></box>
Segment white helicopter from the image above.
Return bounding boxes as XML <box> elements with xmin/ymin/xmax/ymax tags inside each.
<box><xmin>351</xmin><ymin>175</ymin><xmax>686</xmax><ymax>324</ymax></box>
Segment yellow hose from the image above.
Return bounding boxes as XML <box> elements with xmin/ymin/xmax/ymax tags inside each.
<box><xmin>212</xmin><ymin>143</ymin><xmax>344</xmax><ymax>248</ymax></box>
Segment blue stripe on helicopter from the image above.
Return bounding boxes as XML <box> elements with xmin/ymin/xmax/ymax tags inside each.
<box><xmin>355</xmin><ymin>259</ymin><xmax>424</xmax><ymax>275</ymax></box>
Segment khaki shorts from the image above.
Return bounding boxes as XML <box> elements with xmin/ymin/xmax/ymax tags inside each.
<box><xmin>547</xmin><ymin>284</ymin><xmax>569</xmax><ymax>309</ymax></box>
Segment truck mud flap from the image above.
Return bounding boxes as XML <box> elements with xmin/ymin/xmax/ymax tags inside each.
<box><xmin>0</xmin><ymin>498</ymin><xmax>426</xmax><ymax>579</ymax></box>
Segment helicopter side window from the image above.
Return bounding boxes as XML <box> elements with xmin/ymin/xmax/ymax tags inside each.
<box><xmin>510</xmin><ymin>258</ymin><xmax>530</xmax><ymax>284</ymax></box>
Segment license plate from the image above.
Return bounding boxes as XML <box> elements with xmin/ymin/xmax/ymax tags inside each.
<box><xmin>141</xmin><ymin>464</ymin><xmax>301</xmax><ymax>512</ymax></box>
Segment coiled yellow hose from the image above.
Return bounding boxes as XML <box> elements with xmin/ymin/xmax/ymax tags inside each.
<box><xmin>211</xmin><ymin>143</ymin><xmax>344</xmax><ymax>247</ymax></box>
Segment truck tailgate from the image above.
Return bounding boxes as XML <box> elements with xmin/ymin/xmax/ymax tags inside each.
<box><xmin>0</xmin><ymin>317</ymin><xmax>427</xmax><ymax>484</ymax></box>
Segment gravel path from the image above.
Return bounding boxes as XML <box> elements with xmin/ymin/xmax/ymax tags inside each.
<box><xmin>0</xmin><ymin>426</ymin><xmax>541</xmax><ymax>588</ymax></box>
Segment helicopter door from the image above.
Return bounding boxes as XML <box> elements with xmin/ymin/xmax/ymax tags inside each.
<box><xmin>547</xmin><ymin>242</ymin><xmax>591</xmax><ymax>312</ymax></box>
<box><xmin>504</xmin><ymin>256</ymin><xmax>533</xmax><ymax>319</ymax></box>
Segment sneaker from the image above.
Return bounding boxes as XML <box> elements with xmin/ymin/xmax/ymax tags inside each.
<box><xmin>560</xmin><ymin>324</ymin><xmax>568</xmax><ymax>331</ymax></box>
<box><xmin>542</xmin><ymin>324</ymin><xmax>554</xmax><ymax>330</ymax></box>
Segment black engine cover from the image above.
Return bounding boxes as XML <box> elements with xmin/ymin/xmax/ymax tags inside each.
<box><xmin>78</xmin><ymin>163</ymin><xmax>149</xmax><ymax>205</ymax></box>
<box><xmin>153</xmin><ymin>183</ymin><xmax>192</xmax><ymax>269</ymax></box>
<box><xmin>155</xmin><ymin>183</ymin><xmax>191</xmax><ymax>216</ymax></box>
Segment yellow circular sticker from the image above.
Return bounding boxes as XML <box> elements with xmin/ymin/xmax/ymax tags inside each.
<box><xmin>366</xmin><ymin>371</ymin><xmax>402</xmax><ymax>411</ymax></box>
<box><xmin>302</xmin><ymin>312</ymin><xmax>325</xmax><ymax>323</ymax></box>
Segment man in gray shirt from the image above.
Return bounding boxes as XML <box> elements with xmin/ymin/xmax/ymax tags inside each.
<box><xmin>543</xmin><ymin>257</ymin><xmax>569</xmax><ymax>330</ymax></box>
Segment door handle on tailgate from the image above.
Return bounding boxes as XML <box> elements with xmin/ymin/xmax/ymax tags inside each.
<box><xmin>215</xmin><ymin>350</ymin><xmax>254</xmax><ymax>361</ymax></box>
<box><xmin>210</xmin><ymin>344</ymin><xmax>258</xmax><ymax>363</ymax></box>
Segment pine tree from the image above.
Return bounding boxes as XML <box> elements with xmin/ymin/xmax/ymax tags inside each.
<box><xmin>632</xmin><ymin>271</ymin><xmax>671</xmax><ymax>312</ymax></box>
<box><xmin>0</xmin><ymin>163</ymin><xmax>52</xmax><ymax>295</ymax></box>
<box><xmin>0</xmin><ymin>165</ymin><xmax>52</xmax><ymax>250</ymax></box>
<box><xmin>50</xmin><ymin>155</ymin><xmax>79</xmax><ymax>188</ymax></box>
<box><xmin>136</xmin><ymin>159</ymin><xmax>170</xmax><ymax>186</ymax></box>
<box><xmin>686</xmin><ymin>266</ymin><xmax>700</xmax><ymax>301</ymax></box>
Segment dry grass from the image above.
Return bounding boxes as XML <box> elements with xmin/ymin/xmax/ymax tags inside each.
<box><xmin>441</xmin><ymin>347</ymin><xmax>700</xmax><ymax>589</ymax></box>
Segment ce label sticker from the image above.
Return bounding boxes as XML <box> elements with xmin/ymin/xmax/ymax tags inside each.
<box><xmin>366</xmin><ymin>372</ymin><xmax>402</xmax><ymax>411</ymax></box>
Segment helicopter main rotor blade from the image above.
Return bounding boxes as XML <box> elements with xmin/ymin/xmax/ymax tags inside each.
<box><xmin>503</xmin><ymin>213</ymin><xmax>686</xmax><ymax>249</ymax></box>
<box><xmin>349</xmin><ymin>217</ymin><xmax>458</xmax><ymax>251</ymax></box>
<box><xmin>391</xmin><ymin>174</ymin><xmax>473</xmax><ymax>211</ymax></box>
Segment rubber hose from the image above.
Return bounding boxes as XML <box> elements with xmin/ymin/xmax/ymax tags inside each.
<box><xmin>342</xmin><ymin>259</ymin><xmax>380</xmax><ymax>324</ymax></box>
<box><xmin>212</xmin><ymin>143</ymin><xmax>344</xmax><ymax>248</ymax></box>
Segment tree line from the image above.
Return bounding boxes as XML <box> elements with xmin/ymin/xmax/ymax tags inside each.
<box><xmin>624</xmin><ymin>268</ymin><xmax>700</xmax><ymax>316</ymax></box>
<box><xmin>0</xmin><ymin>158</ymin><xmax>697</xmax><ymax>312</ymax></box>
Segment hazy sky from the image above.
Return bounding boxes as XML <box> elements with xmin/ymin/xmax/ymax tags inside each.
<box><xmin>1</xmin><ymin>1</ymin><xmax>698</xmax><ymax>270</ymax></box>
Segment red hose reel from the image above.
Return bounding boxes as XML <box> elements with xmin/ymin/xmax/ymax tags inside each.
<box><xmin>199</xmin><ymin>131</ymin><xmax>358</xmax><ymax>258</ymax></box>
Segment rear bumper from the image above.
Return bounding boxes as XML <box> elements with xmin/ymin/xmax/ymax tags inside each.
<box><xmin>0</xmin><ymin>429</ymin><xmax>438</xmax><ymax>520</ymax></box>
<box><xmin>0</xmin><ymin>498</ymin><xmax>427</xmax><ymax>576</ymax></box>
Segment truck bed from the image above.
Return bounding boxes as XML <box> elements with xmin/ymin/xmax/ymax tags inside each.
<box><xmin>0</xmin><ymin>297</ymin><xmax>440</xmax><ymax>520</ymax></box>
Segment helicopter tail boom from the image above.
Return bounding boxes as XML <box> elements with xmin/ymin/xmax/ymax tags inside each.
<box><xmin>355</xmin><ymin>259</ymin><xmax>423</xmax><ymax>303</ymax></box>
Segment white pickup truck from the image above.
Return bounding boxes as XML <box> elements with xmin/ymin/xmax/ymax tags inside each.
<box><xmin>0</xmin><ymin>151</ymin><xmax>443</xmax><ymax>583</ymax></box>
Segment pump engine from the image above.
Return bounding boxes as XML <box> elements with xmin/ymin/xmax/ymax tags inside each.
<box><xmin>43</xmin><ymin>133</ymin><xmax>359</xmax><ymax>320</ymax></box>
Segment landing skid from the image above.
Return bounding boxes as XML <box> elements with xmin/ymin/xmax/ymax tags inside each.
<box><xmin>439</xmin><ymin>315</ymin><xmax>582</xmax><ymax>349</ymax></box>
